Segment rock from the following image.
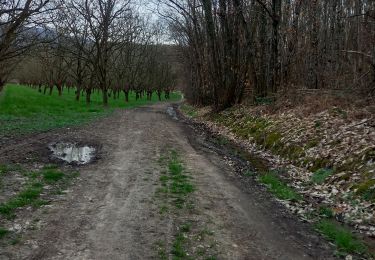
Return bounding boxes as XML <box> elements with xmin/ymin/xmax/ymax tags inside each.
<box><xmin>10</xmin><ymin>223</ymin><xmax>22</xmax><ymax>233</ymax></box>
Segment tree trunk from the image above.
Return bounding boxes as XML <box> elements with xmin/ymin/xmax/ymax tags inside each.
<box><xmin>124</xmin><ymin>90</ymin><xmax>129</xmax><ymax>102</ymax></box>
<box><xmin>165</xmin><ymin>90</ymin><xmax>170</xmax><ymax>99</ymax></box>
<box><xmin>157</xmin><ymin>90</ymin><xmax>161</xmax><ymax>101</ymax></box>
<box><xmin>102</xmin><ymin>89</ymin><xmax>108</xmax><ymax>106</ymax></box>
<box><xmin>270</xmin><ymin>0</ymin><xmax>281</xmax><ymax>94</ymax></box>
<box><xmin>57</xmin><ymin>84</ymin><xmax>62</xmax><ymax>96</ymax></box>
<box><xmin>308</xmin><ymin>0</ymin><xmax>319</xmax><ymax>89</ymax></box>
<box><xmin>86</xmin><ymin>88</ymin><xmax>91</xmax><ymax>104</ymax></box>
<box><xmin>75</xmin><ymin>86</ymin><xmax>81</xmax><ymax>101</ymax></box>
<box><xmin>202</xmin><ymin>0</ymin><xmax>220</xmax><ymax>109</ymax></box>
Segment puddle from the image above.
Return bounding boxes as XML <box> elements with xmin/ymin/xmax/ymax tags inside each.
<box><xmin>166</xmin><ymin>106</ymin><xmax>178</xmax><ymax>120</ymax></box>
<box><xmin>48</xmin><ymin>142</ymin><xmax>96</xmax><ymax>165</ymax></box>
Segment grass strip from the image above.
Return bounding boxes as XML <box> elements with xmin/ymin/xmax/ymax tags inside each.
<box><xmin>259</xmin><ymin>171</ymin><xmax>301</xmax><ymax>202</ymax></box>
<box><xmin>316</xmin><ymin>220</ymin><xmax>368</xmax><ymax>255</ymax></box>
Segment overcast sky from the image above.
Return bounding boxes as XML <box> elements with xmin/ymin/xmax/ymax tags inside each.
<box><xmin>135</xmin><ymin>1</ymin><xmax>159</xmax><ymax>20</ymax></box>
<box><xmin>135</xmin><ymin>0</ymin><xmax>175</xmax><ymax>44</ymax></box>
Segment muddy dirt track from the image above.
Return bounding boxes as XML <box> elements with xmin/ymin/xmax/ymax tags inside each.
<box><xmin>0</xmin><ymin>103</ymin><xmax>335</xmax><ymax>260</ymax></box>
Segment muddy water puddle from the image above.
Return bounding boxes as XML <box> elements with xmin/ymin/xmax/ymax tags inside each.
<box><xmin>49</xmin><ymin>142</ymin><xmax>96</xmax><ymax>164</ymax></box>
<box><xmin>166</xmin><ymin>106</ymin><xmax>178</xmax><ymax>120</ymax></box>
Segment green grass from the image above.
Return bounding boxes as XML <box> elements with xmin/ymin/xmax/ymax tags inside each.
<box><xmin>155</xmin><ymin>151</ymin><xmax>217</xmax><ymax>259</ymax></box>
<box><xmin>158</xmin><ymin>150</ymin><xmax>195</xmax><ymax>209</ymax></box>
<box><xmin>243</xmin><ymin>170</ymin><xmax>255</xmax><ymax>177</ymax></box>
<box><xmin>0</xmin><ymin>182</ymin><xmax>43</xmax><ymax>218</ymax></box>
<box><xmin>311</xmin><ymin>168</ymin><xmax>333</xmax><ymax>184</ymax></box>
<box><xmin>172</xmin><ymin>232</ymin><xmax>188</xmax><ymax>259</ymax></box>
<box><xmin>355</xmin><ymin>179</ymin><xmax>375</xmax><ymax>201</ymax></box>
<box><xmin>316</xmin><ymin>220</ymin><xmax>368</xmax><ymax>255</ymax></box>
<box><xmin>0</xmin><ymin>84</ymin><xmax>181</xmax><ymax>137</ymax></box>
<box><xmin>172</xmin><ymin>223</ymin><xmax>193</xmax><ymax>259</ymax></box>
<box><xmin>0</xmin><ymin>164</ymin><xmax>79</xmax><ymax>218</ymax></box>
<box><xmin>155</xmin><ymin>240</ymin><xmax>168</xmax><ymax>260</ymax></box>
<box><xmin>0</xmin><ymin>164</ymin><xmax>21</xmax><ymax>175</ymax></box>
<box><xmin>0</xmin><ymin>227</ymin><xmax>9</xmax><ymax>239</ymax></box>
<box><xmin>180</xmin><ymin>104</ymin><xmax>197</xmax><ymax>118</ymax></box>
<box><xmin>215</xmin><ymin>136</ymin><xmax>229</xmax><ymax>146</ymax></box>
<box><xmin>42</xmin><ymin>168</ymin><xmax>64</xmax><ymax>183</ymax></box>
<box><xmin>319</xmin><ymin>206</ymin><xmax>335</xmax><ymax>218</ymax></box>
<box><xmin>259</xmin><ymin>171</ymin><xmax>301</xmax><ymax>201</ymax></box>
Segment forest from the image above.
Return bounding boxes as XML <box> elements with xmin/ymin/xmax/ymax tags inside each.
<box><xmin>160</xmin><ymin>0</ymin><xmax>375</xmax><ymax>109</ymax></box>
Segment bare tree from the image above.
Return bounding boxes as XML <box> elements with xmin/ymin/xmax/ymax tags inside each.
<box><xmin>0</xmin><ymin>0</ymin><xmax>55</xmax><ymax>91</ymax></box>
<box><xmin>159</xmin><ymin>0</ymin><xmax>375</xmax><ymax>108</ymax></box>
<box><xmin>74</xmin><ymin>0</ymin><xmax>133</xmax><ymax>105</ymax></box>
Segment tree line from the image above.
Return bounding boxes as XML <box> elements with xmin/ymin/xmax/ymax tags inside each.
<box><xmin>160</xmin><ymin>0</ymin><xmax>375</xmax><ymax>110</ymax></box>
<box><xmin>0</xmin><ymin>0</ymin><xmax>177</xmax><ymax>105</ymax></box>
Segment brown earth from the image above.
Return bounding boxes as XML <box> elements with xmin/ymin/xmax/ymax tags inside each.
<box><xmin>0</xmin><ymin>103</ymin><xmax>336</xmax><ymax>260</ymax></box>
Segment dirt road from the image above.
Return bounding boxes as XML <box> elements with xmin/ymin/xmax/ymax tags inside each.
<box><xmin>0</xmin><ymin>103</ymin><xmax>335</xmax><ymax>259</ymax></box>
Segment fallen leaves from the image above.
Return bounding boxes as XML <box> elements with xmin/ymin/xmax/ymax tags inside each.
<box><xmin>184</xmin><ymin>104</ymin><xmax>375</xmax><ymax>238</ymax></box>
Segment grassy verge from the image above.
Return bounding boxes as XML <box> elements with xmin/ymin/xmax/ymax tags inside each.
<box><xmin>180</xmin><ymin>104</ymin><xmax>198</xmax><ymax>118</ymax></box>
<box><xmin>259</xmin><ymin>171</ymin><xmax>301</xmax><ymax>202</ymax></box>
<box><xmin>0</xmin><ymin>84</ymin><xmax>181</xmax><ymax>137</ymax></box>
<box><xmin>316</xmin><ymin>220</ymin><xmax>368</xmax><ymax>256</ymax></box>
<box><xmin>180</xmin><ymin>105</ymin><xmax>372</xmax><ymax>258</ymax></box>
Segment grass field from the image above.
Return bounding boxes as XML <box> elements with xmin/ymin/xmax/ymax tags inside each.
<box><xmin>0</xmin><ymin>84</ymin><xmax>181</xmax><ymax>137</ymax></box>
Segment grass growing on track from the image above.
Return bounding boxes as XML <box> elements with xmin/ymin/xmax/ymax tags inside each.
<box><xmin>157</xmin><ymin>150</ymin><xmax>195</xmax><ymax>209</ymax></box>
<box><xmin>0</xmin><ymin>84</ymin><xmax>181</xmax><ymax>137</ymax></box>
<box><xmin>0</xmin><ymin>182</ymin><xmax>44</xmax><ymax>218</ymax></box>
<box><xmin>155</xmin><ymin>150</ymin><xmax>217</xmax><ymax>260</ymax></box>
<box><xmin>0</xmin><ymin>165</ymin><xmax>78</xmax><ymax>219</ymax></box>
